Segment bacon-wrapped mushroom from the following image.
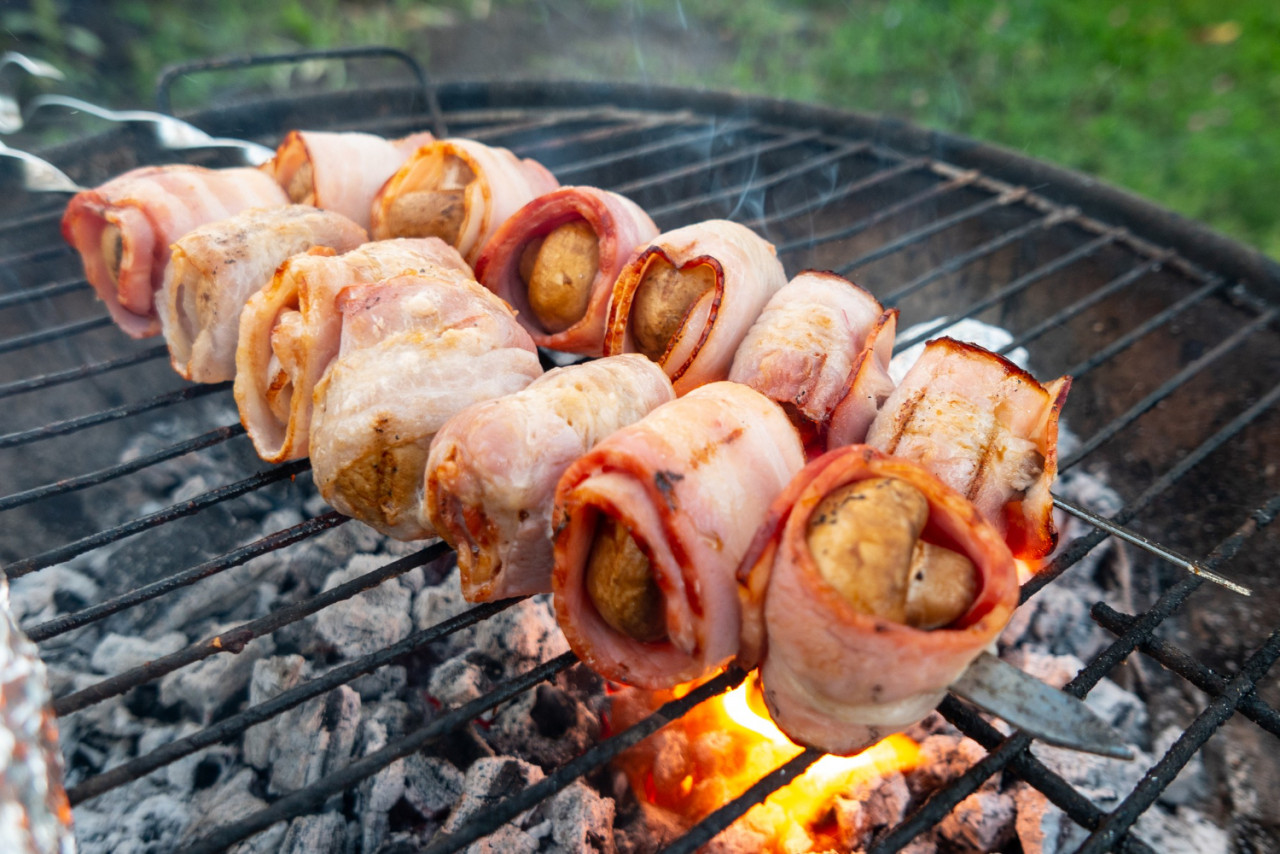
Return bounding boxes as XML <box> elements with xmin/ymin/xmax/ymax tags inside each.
<box><xmin>264</xmin><ymin>130</ymin><xmax>435</xmax><ymax>230</ymax></box>
<box><xmin>426</xmin><ymin>354</ymin><xmax>675</xmax><ymax>602</ymax></box>
<box><xmin>729</xmin><ymin>270</ymin><xmax>897</xmax><ymax>452</ymax></box>
<box><xmin>603</xmin><ymin>220</ymin><xmax>787</xmax><ymax>394</ymax></box>
<box><xmin>234</xmin><ymin>238</ymin><xmax>469</xmax><ymax>463</ymax></box>
<box><xmin>865</xmin><ymin>338</ymin><xmax>1070</xmax><ymax>559</ymax></box>
<box><xmin>370</xmin><ymin>138</ymin><xmax>559</xmax><ymax>264</ymax></box>
<box><xmin>738</xmin><ymin>445</ymin><xmax>1018</xmax><ymax>755</ymax></box>
<box><xmin>552</xmin><ymin>381</ymin><xmax>804</xmax><ymax>689</ymax></box>
<box><xmin>61</xmin><ymin>164</ymin><xmax>289</xmax><ymax>338</ymax></box>
<box><xmin>473</xmin><ymin>187</ymin><xmax>659</xmax><ymax>355</ymax></box>
<box><xmin>310</xmin><ymin>270</ymin><xmax>542</xmax><ymax>540</ymax></box>
<box><xmin>158</xmin><ymin>205</ymin><xmax>367</xmax><ymax>383</ymax></box>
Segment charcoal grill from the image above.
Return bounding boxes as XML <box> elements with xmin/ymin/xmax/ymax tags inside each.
<box><xmin>2</xmin><ymin>49</ymin><xmax>1278</xmax><ymax>853</ymax></box>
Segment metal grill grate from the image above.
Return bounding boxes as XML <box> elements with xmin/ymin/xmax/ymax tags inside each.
<box><xmin>1</xmin><ymin>68</ymin><xmax>1278</xmax><ymax>853</ymax></box>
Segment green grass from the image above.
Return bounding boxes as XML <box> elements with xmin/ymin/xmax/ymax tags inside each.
<box><xmin>3</xmin><ymin>0</ymin><xmax>1277</xmax><ymax>257</ymax></box>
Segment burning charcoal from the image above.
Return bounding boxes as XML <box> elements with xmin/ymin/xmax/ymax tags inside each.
<box><xmin>1131</xmin><ymin>804</ymin><xmax>1229</xmax><ymax>854</ymax></box>
<box><xmin>487</xmin><ymin>683</ymin><xmax>601</xmax><ymax>767</ymax></box>
<box><xmin>356</xmin><ymin>718</ymin><xmax>404</xmax><ymax>852</ymax></box>
<box><xmin>458</xmin><ymin>823</ymin><xmax>539</xmax><ymax>854</ymax></box>
<box><xmin>440</xmin><ymin>757</ymin><xmax>546</xmax><ymax>834</ymax></box>
<box><xmin>243</xmin><ymin>655</ymin><xmax>309</xmax><ymax>770</ymax></box>
<box><xmin>545</xmin><ymin>780</ymin><xmax>615</xmax><ymax>853</ymax></box>
<box><xmin>313</xmin><ymin>556</ymin><xmax>414</xmax><ymax>659</ymax></box>
<box><xmin>88</xmin><ymin>631</ymin><xmax>187</xmax><ymax>674</ymax></box>
<box><xmin>279</xmin><ymin>812</ymin><xmax>347</xmax><ymax>854</ymax></box>
<box><xmin>8</xmin><ymin>565</ymin><xmax>99</xmax><ymax>625</ymax></box>
<box><xmin>465</xmin><ymin>595</ymin><xmax>568</xmax><ymax>667</ymax></box>
<box><xmin>403</xmin><ymin>754</ymin><xmax>465</xmax><ymax>819</ymax></box>
<box><xmin>937</xmin><ymin>790</ymin><xmax>1015</xmax><ymax>853</ymax></box>
<box><xmin>835</xmin><ymin>773</ymin><xmax>912</xmax><ymax>849</ymax></box>
<box><xmin>412</xmin><ymin>569</ymin><xmax>474</xmax><ymax>654</ymax></box>
<box><xmin>350</xmin><ymin>665</ymin><xmax>408</xmax><ymax>702</ymax></box>
<box><xmin>255</xmin><ymin>685</ymin><xmax>360</xmax><ymax>796</ymax></box>
<box><xmin>427</xmin><ymin>656</ymin><xmax>487</xmax><ymax>707</ymax></box>
<box><xmin>910</xmin><ymin>734</ymin><xmax>998</xmax><ymax>795</ymax></box>
<box><xmin>158</xmin><ymin>629</ymin><xmax>274</xmax><ymax>724</ymax></box>
<box><xmin>1152</xmin><ymin>725</ymin><xmax>1209</xmax><ymax>807</ymax></box>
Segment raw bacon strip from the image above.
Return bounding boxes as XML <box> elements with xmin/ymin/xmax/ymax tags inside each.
<box><xmin>311</xmin><ymin>271</ymin><xmax>541</xmax><ymax>540</ymax></box>
<box><xmin>370</xmin><ymin>138</ymin><xmax>559</xmax><ymax>264</ymax></box>
<box><xmin>729</xmin><ymin>270</ymin><xmax>897</xmax><ymax>452</ymax></box>
<box><xmin>864</xmin><ymin>338</ymin><xmax>1071</xmax><ymax>559</ymax></box>
<box><xmin>61</xmin><ymin>164</ymin><xmax>289</xmax><ymax>338</ymax></box>
<box><xmin>234</xmin><ymin>238</ymin><xmax>467</xmax><ymax>463</ymax></box>
<box><xmin>739</xmin><ymin>445</ymin><xmax>1018</xmax><ymax>755</ymax></box>
<box><xmin>552</xmin><ymin>381</ymin><xmax>804</xmax><ymax>689</ymax></box>
<box><xmin>603</xmin><ymin>220</ymin><xmax>787</xmax><ymax>395</ymax></box>
<box><xmin>426</xmin><ymin>354</ymin><xmax>675</xmax><ymax>602</ymax></box>
<box><xmin>264</xmin><ymin>130</ymin><xmax>435</xmax><ymax>231</ymax></box>
<box><xmin>473</xmin><ymin>187</ymin><xmax>658</xmax><ymax>355</ymax></box>
<box><xmin>159</xmin><ymin>205</ymin><xmax>367</xmax><ymax>383</ymax></box>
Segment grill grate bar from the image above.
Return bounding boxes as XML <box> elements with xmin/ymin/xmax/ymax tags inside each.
<box><xmin>0</xmin><ymin>314</ymin><xmax>112</xmax><ymax>355</ymax></box>
<box><xmin>1093</xmin><ymin>604</ymin><xmax>1280</xmax><ymax>736</ymax></box>
<box><xmin>52</xmin><ymin>542</ymin><xmax>446</xmax><ymax>715</ymax></box>
<box><xmin>26</xmin><ymin>510</ymin><xmax>347</xmax><ymax>642</ymax></box>
<box><xmin>1025</xmin><ymin>374</ymin><xmax>1280</xmax><ymax>601</ymax></box>
<box><xmin>0</xmin><ymin>381</ymin><xmax>231</xmax><ymax>450</ymax></box>
<box><xmin>510</xmin><ymin>112</ymin><xmax>705</xmax><ymax>158</ymax></box>
<box><xmin>838</xmin><ymin>189</ymin><xmax>1025</xmax><ymax>276</ymax></box>
<box><xmin>893</xmin><ymin>227</ymin><xmax>1118</xmax><ymax>352</ymax></box>
<box><xmin>647</xmin><ymin>140</ymin><xmax>871</xmax><ymax>220</ymax></box>
<box><xmin>67</xmin><ymin>594</ymin><xmax>519</xmax><ymax>804</ymax></box>
<box><xmin>183</xmin><ymin>651</ymin><xmax>580</xmax><ymax>854</ymax></box>
<box><xmin>882</xmin><ymin>210</ymin><xmax>1066</xmax><ymax>307</ymax></box>
<box><xmin>421</xmin><ymin>668</ymin><xmax>748</xmax><ymax>854</ymax></box>
<box><xmin>551</xmin><ymin>121</ymin><xmax>751</xmax><ymax>181</ymax></box>
<box><xmin>0</xmin><ymin>221</ymin><xmax>67</xmax><ymax>257</ymax></box>
<box><xmin>0</xmin><ymin>275</ymin><xmax>87</xmax><ymax>307</ymax></box>
<box><xmin>0</xmin><ymin>344</ymin><xmax>167</xmax><ymax>400</ymax></box>
<box><xmin>776</xmin><ymin>170</ymin><xmax>978</xmax><ymax>256</ymax></box>
<box><xmin>1062</xmin><ymin>276</ymin><xmax>1228</xmax><ymax>384</ymax></box>
<box><xmin>0</xmin><ymin>422</ymin><xmax>243</xmax><ymax>512</ymax></box>
<box><xmin>659</xmin><ymin>748</ymin><xmax>824</xmax><ymax>854</ymax></box>
<box><xmin>1062</xmin><ymin>306</ymin><xmax>1277</xmax><ymax>470</ymax></box>
<box><xmin>609</xmin><ymin>128</ymin><xmax>823</xmax><ymax>196</ymax></box>
<box><xmin>1077</xmin><ymin>628</ymin><xmax>1280</xmax><ymax>854</ymax></box>
<box><xmin>739</xmin><ymin>156</ymin><xmax>929</xmax><ymax>233</ymax></box>
<box><xmin>7</xmin><ymin>458</ymin><xmax>310</xmax><ymax>580</ymax></box>
<box><xmin>1003</xmin><ymin>252</ymin><xmax>1172</xmax><ymax>354</ymax></box>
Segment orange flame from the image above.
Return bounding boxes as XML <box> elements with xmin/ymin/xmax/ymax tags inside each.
<box><xmin>612</xmin><ymin>674</ymin><xmax>921</xmax><ymax>850</ymax></box>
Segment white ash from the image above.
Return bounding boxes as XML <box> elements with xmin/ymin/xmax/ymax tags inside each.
<box><xmin>835</xmin><ymin>773</ymin><xmax>913</xmax><ymax>847</ymax></box>
<box><xmin>937</xmin><ymin>789</ymin><xmax>1016</xmax><ymax>853</ymax></box>
<box><xmin>889</xmin><ymin>317</ymin><xmax>1031</xmax><ymax>384</ymax></box>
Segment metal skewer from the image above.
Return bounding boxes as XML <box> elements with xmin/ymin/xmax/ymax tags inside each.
<box><xmin>1053</xmin><ymin>495</ymin><xmax>1252</xmax><ymax>596</ymax></box>
<box><xmin>24</xmin><ymin>94</ymin><xmax>274</xmax><ymax>165</ymax></box>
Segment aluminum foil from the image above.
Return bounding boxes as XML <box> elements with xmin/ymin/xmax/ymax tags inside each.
<box><xmin>0</xmin><ymin>575</ymin><xmax>75</xmax><ymax>854</ymax></box>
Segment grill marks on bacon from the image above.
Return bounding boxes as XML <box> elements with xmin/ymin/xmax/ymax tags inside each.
<box><xmin>61</xmin><ymin>164</ymin><xmax>289</xmax><ymax>338</ymax></box>
<box><xmin>158</xmin><ymin>205</ymin><xmax>367</xmax><ymax>383</ymax></box>
<box><xmin>310</xmin><ymin>271</ymin><xmax>541</xmax><ymax>541</ymax></box>
<box><xmin>264</xmin><ymin>130</ymin><xmax>435</xmax><ymax>231</ymax></box>
<box><xmin>552</xmin><ymin>382</ymin><xmax>804</xmax><ymax>689</ymax></box>
<box><xmin>370</xmin><ymin>138</ymin><xmax>560</xmax><ymax>265</ymax></box>
<box><xmin>729</xmin><ymin>270</ymin><xmax>897</xmax><ymax>452</ymax></box>
<box><xmin>739</xmin><ymin>446</ymin><xmax>1018</xmax><ymax>755</ymax></box>
<box><xmin>604</xmin><ymin>220</ymin><xmax>787</xmax><ymax>395</ymax></box>
<box><xmin>425</xmin><ymin>355</ymin><xmax>676</xmax><ymax>602</ymax></box>
<box><xmin>865</xmin><ymin>337</ymin><xmax>1070</xmax><ymax>559</ymax></box>
<box><xmin>234</xmin><ymin>238</ymin><xmax>467</xmax><ymax>463</ymax></box>
<box><xmin>474</xmin><ymin>187</ymin><xmax>659</xmax><ymax>355</ymax></box>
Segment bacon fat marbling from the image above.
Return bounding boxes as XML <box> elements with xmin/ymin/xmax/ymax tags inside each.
<box><xmin>264</xmin><ymin>130</ymin><xmax>434</xmax><ymax>231</ymax></box>
<box><xmin>159</xmin><ymin>205</ymin><xmax>367</xmax><ymax>383</ymax></box>
<box><xmin>473</xmin><ymin>186</ymin><xmax>658</xmax><ymax>355</ymax></box>
<box><xmin>739</xmin><ymin>445</ymin><xmax>1018</xmax><ymax>755</ymax></box>
<box><xmin>426</xmin><ymin>354</ymin><xmax>675</xmax><ymax>601</ymax></box>
<box><xmin>865</xmin><ymin>338</ymin><xmax>1070</xmax><ymax>559</ymax></box>
<box><xmin>552</xmin><ymin>381</ymin><xmax>804</xmax><ymax>689</ymax></box>
<box><xmin>729</xmin><ymin>270</ymin><xmax>896</xmax><ymax>452</ymax></box>
<box><xmin>310</xmin><ymin>271</ymin><xmax>541</xmax><ymax>540</ymax></box>
<box><xmin>234</xmin><ymin>238</ymin><xmax>469</xmax><ymax>463</ymax></box>
<box><xmin>61</xmin><ymin>164</ymin><xmax>288</xmax><ymax>338</ymax></box>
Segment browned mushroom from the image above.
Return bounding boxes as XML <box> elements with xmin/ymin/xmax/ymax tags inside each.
<box><xmin>806</xmin><ymin>477</ymin><xmax>977</xmax><ymax>630</ymax></box>
<box><xmin>630</xmin><ymin>256</ymin><xmax>716</xmax><ymax>361</ymax></box>
<box><xmin>101</xmin><ymin>223</ymin><xmax>123</xmax><ymax>286</ymax></box>
<box><xmin>379</xmin><ymin>152</ymin><xmax>476</xmax><ymax>243</ymax></box>
<box><xmin>520</xmin><ymin>220</ymin><xmax>600</xmax><ymax>333</ymax></box>
<box><xmin>584</xmin><ymin>515</ymin><xmax>667</xmax><ymax>642</ymax></box>
<box><xmin>284</xmin><ymin>160</ymin><xmax>316</xmax><ymax>205</ymax></box>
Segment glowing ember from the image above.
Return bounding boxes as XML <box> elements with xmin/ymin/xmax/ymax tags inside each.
<box><xmin>610</xmin><ymin>673</ymin><xmax>921</xmax><ymax>851</ymax></box>
<box><xmin>1014</xmin><ymin>558</ymin><xmax>1039</xmax><ymax>585</ymax></box>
